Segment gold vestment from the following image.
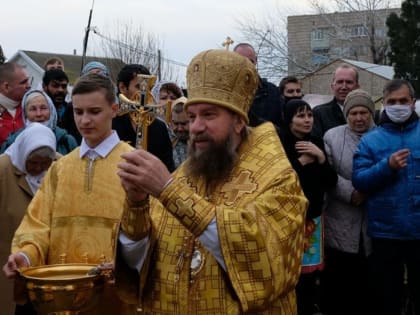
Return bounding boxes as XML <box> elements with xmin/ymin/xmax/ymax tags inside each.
<box><xmin>12</xmin><ymin>142</ymin><xmax>135</xmax><ymax>315</ymax></box>
<box><xmin>117</xmin><ymin>123</ymin><xmax>307</xmax><ymax>314</ymax></box>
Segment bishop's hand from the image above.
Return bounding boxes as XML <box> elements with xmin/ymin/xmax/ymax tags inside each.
<box><xmin>118</xmin><ymin>149</ymin><xmax>172</xmax><ymax>199</ymax></box>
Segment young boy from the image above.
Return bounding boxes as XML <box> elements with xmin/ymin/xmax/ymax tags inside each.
<box><xmin>3</xmin><ymin>73</ymin><xmax>134</xmax><ymax>315</ymax></box>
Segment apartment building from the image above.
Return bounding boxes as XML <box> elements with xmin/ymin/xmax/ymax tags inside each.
<box><xmin>287</xmin><ymin>8</ymin><xmax>400</xmax><ymax>76</ymax></box>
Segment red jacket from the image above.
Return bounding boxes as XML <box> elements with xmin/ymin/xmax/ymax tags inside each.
<box><xmin>0</xmin><ymin>105</ymin><xmax>24</xmax><ymax>146</ymax></box>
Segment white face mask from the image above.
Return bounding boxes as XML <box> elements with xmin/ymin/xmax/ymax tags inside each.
<box><xmin>384</xmin><ymin>104</ymin><xmax>414</xmax><ymax>123</ymax></box>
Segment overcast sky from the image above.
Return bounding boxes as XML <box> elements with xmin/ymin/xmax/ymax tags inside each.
<box><xmin>2</xmin><ymin>1</ymin><xmax>317</xmax><ymax>58</ymax></box>
<box><xmin>1</xmin><ymin>0</ymin><xmax>318</xmax><ymax>84</ymax></box>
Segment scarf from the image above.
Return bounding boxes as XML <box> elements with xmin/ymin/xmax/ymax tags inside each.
<box><xmin>5</xmin><ymin>122</ymin><xmax>56</xmax><ymax>194</ymax></box>
<box><xmin>0</xmin><ymin>93</ymin><xmax>19</xmax><ymax>117</ymax></box>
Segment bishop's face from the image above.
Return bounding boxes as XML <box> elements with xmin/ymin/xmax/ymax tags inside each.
<box><xmin>185</xmin><ymin>103</ymin><xmax>245</xmax><ymax>182</ymax></box>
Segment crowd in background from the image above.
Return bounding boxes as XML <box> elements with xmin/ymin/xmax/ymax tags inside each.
<box><xmin>0</xmin><ymin>43</ymin><xmax>419</xmax><ymax>315</ymax></box>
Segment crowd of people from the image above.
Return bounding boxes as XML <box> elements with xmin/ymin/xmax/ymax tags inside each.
<box><xmin>0</xmin><ymin>43</ymin><xmax>418</xmax><ymax>315</ymax></box>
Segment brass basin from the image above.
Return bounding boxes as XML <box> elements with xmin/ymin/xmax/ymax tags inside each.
<box><xmin>18</xmin><ymin>263</ymin><xmax>105</xmax><ymax>315</ymax></box>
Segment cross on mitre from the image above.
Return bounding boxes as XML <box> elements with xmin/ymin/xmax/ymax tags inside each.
<box><xmin>222</xmin><ymin>36</ymin><xmax>234</xmax><ymax>50</ymax></box>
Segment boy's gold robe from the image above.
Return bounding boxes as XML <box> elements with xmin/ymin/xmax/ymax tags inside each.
<box><xmin>117</xmin><ymin>123</ymin><xmax>307</xmax><ymax>314</ymax></box>
<box><xmin>12</xmin><ymin>141</ymin><xmax>134</xmax><ymax>315</ymax></box>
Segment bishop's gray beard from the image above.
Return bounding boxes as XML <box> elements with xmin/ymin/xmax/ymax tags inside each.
<box><xmin>185</xmin><ymin>131</ymin><xmax>237</xmax><ymax>185</ymax></box>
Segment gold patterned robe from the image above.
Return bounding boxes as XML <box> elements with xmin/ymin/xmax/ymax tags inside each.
<box><xmin>12</xmin><ymin>142</ymin><xmax>134</xmax><ymax>315</ymax></box>
<box><xmin>117</xmin><ymin>123</ymin><xmax>307</xmax><ymax>314</ymax></box>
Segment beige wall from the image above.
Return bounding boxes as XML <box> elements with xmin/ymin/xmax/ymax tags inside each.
<box><xmin>302</xmin><ymin>60</ymin><xmax>389</xmax><ymax>105</ymax></box>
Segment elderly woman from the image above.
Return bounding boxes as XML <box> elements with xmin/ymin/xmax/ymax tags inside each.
<box><xmin>0</xmin><ymin>89</ymin><xmax>77</xmax><ymax>155</ymax></box>
<box><xmin>323</xmin><ymin>89</ymin><xmax>375</xmax><ymax>315</ymax></box>
<box><xmin>0</xmin><ymin>122</ymin><xmax>57</xmax><ymax>315</ymax></box>
<box><xmin>279</xmin><ymin>99</ymin><xmax>337</xmax><ymax>315</ymax></box>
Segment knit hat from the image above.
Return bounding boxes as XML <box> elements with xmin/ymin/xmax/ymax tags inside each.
<box><xmin>343</xmin><ymin>89</ymin><xmax>375</xmax><ymax>117</ymax></box>
<box><xmin>81</xmin><ymin>61</ymin><xmax>109</xmax><ymax>77</ymax></box>
<box><xmin>185</xmin><ymin>49</ymin><xmax>258</xmax><ymax>124</ymax></box>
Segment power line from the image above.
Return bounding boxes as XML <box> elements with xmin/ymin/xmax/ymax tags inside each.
<box><xmin>91</xmin><ymin>27</ymin><xmax>188</xmax><ymax>68</ymax></box>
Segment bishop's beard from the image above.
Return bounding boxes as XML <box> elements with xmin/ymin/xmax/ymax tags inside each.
<box><xmin>185</xmin><ymin>130</ymin><xmax>238</xmax><ymax>185</ymax></box>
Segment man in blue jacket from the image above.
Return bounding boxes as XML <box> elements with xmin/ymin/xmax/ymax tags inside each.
<box><xmin>353</xmin><ymin>79</ymin><xmax>419</xmax><ymax>315</ymax></box>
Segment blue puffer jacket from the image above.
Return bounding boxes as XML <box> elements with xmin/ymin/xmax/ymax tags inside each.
<box><xmin>353</xmin><ymin>117</ymin><xmax>420</xmax><ymax>239</ymax></box>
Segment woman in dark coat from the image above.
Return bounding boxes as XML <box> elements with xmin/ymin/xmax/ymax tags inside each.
<box><xmin>279</xmin><ymin>99</ymin><xmax>337</xmax><ymax>315</ymax></box>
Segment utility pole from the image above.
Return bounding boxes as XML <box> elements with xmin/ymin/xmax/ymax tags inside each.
<box><xmin>158</xmin><ymin>49</ymin><xmax>162</xmax><ymax>80</ymax></box>
<box><xmin>81</xmin><ymin>0</ymin><xmax>95</xmax><ymax>73</ymax></box>
<box><xmin>0</xmin><ymin>45</ymin><xmax>5</xmax><ymax>64</ymax></box>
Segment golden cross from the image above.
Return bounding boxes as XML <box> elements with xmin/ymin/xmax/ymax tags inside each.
<box><xmin>222</xmin><ymin>36</ymin><xmax>234</xmax><ymax>50</ymax></box>
<box><xmin>220</xmin><ymin>170</ymin><xmax>257</xmax><ymax>205</ymax></box>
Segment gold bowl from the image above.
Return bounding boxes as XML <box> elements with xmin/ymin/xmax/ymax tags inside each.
<box><xmin>18</xmin><ymin>263</ymin><xmax>105</xmax><ymax>315</ymax></box>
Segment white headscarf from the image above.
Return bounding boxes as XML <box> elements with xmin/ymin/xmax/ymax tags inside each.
<box><xmin>21</xmin><ymin>89</ymin><xmax>57</xmax><ymax>129</ymax></box>
<box><xmin>151</xmin><ymin>80</ymin><xmax>183</xmax><ymax>104</ymax></box>
<box><xmin>5</xmin><ymin>122</ymin><xmax>56</xmax><ymax>193</ymax></box>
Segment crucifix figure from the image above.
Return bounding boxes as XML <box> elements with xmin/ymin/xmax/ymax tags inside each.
<box><xmin>222</xmin><ymin>36</ymin><xmax>234</xmax><ymax>50</ymax></box>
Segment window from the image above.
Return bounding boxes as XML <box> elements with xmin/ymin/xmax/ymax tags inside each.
<box><xmin>311</xmin><ymin>49</ymin><xmax>330</xmax><ymax>65</ymax></box>
<box><xmin>345</xmin><ymin>24</ymin><xmax>368</xmax><ymax>37</ymax></box>
<box><xmin>312</xmin><ymin>28</ymin><xmax>329</xmax><ymax>40</ymax></box>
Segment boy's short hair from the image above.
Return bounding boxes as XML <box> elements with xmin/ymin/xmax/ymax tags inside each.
<box><xmin>72</xmin><ymin>73</ymin><xmax>116</xmax><ymax>104</ymax></box>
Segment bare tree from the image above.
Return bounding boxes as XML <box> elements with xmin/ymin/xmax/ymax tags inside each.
<box><xmin>94</xmin><ymin>20</ymin><xmax>181</xmax><ymax>82</ymax></box>
<box><xmin>236</xmin><ymin>0</ymin><xmax>400</xmax><ymax>81</ymax></box>
<box><xmin>235</xmin><ymin>8</ymin><xmax>301</xmax><ymax>84</ymax></box>
<box><xmin>309</xmin><ymin>0</ymin><xmax>400</xmax><ymax>64</ymax></box>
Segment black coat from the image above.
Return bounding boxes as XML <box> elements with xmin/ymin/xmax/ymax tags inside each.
<box><xmin>61</xmin><ymin>102</ymin><xmax>82</xmax><ymax>144</ymax></box>
<box><xmin>312</xmin><ymin>98</ymin><xmax>346</xmax><ymax>138</ymax></box>
<box><xmin>248</xmin><ymin>77</ymin><xmax>284</xmax><ymax>128</ymax></box>
<box><xmin>279</xmin><ymin>130</ymin><xmax>337</xmax><ymax>219</ymax></box>
<box><xmin>113</xmin><ymin>114</ymin><xmax>175</xmax><ymax>172</ymax></box>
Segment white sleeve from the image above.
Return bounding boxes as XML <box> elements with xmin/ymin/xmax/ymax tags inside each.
<box><xmin>198</xmin><ymin>218</ymin><xmax>226</xmax><ymax>271</ymax></box>
<box><xmin>118</xmin><ymin>233</ymin><xmax>149</xmax><ymax>272</ymax></box>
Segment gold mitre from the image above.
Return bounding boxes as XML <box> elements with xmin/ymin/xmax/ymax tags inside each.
<box><xmin>185</xmin><ymin>49</ymin><xmax>258</xmax><ymax>124</ymax></box>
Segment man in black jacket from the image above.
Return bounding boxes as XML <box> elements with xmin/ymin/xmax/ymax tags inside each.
<box><xmin>233</xmin><ymin>43</ymin><xmax>284</xmax><ymax>128</ymax></box>
<box><xmin>113</xmin><ymin>64</ymin><xmax>175</xmax><ymax>172</ymax></box>
<box><xmin>312</xmin><ymin>64</ymin><xmax>360</xmax><ymax>138</ymax></box>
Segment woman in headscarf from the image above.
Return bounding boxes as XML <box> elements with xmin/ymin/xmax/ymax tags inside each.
<box><xmin>81</xmin><ymin>61</ymin><xmax>109</xmax><ymax>77</ymax></box>
<box><xmin>279</xmin><ymin>99</ymin><xmax>337</xmax><ymax>315</ymax></box>
<box><xmin>151</xmin><ymin>80</ymin><xmax>184</xmax><ymax>141</ymax></box>
<box><xmin>151</xmin><ymin>79</ymin><xmax>183</xmax><ymax>106</ymax></box>
<box><xmin>323</xmin><ymin>89</ymin><xmax>376</xmax><ymax>315</ymax></box>
<box><xmin>0</xmin><ymin>122</ymin><xmax>57</xmax><ymax>315</ymax></box>
<box><xmin>0</xmin><ymin>89</ymin><xmax>77</xmax><ymax>155</ymax></box>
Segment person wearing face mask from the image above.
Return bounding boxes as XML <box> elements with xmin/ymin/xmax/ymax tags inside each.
<box><xmin>353</xmin><ymin>79</ymin><xmax>420</xmax><ymax>315</ymax></box>
<box><xmin>0</xmin><ymin>122</ymin><xmax>58</xmax><ymax>315</ymax></box>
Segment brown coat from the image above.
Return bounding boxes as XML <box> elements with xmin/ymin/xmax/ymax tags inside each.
<box><xmin>0</xmin><ymin>154</ymin><xmax>33</xmax><ymax>315</ymax></box>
